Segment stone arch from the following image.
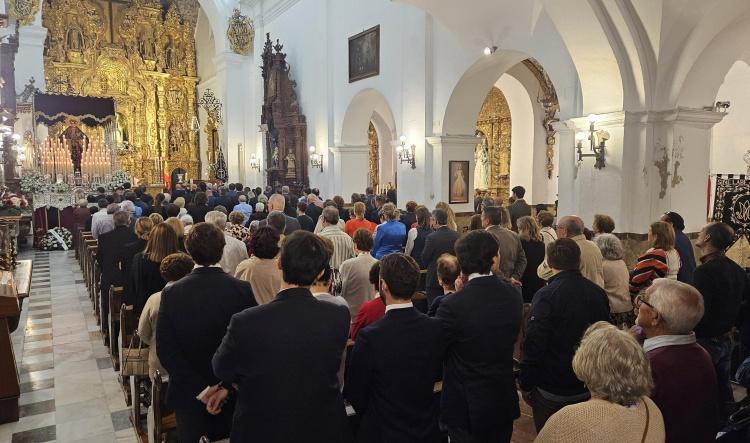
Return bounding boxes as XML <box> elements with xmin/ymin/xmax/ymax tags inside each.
<box><xmin>340</xmin><ymin>88</ymin><xmax>397</xmax><ymax>146</ymax></box>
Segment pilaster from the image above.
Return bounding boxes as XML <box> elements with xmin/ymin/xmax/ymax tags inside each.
<box><xmin>330</xmin><ymin>146</ymin><xmax>369</xmax><ymax>198</ymax></box>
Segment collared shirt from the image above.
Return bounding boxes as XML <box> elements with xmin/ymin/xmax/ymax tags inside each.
<box><xmin>468</xmin><ymin>272</ymin><xmax>492</xmax><ymax>281</ymax></box>
<box><xmin>385</xmin><ymin>301</ymin><xmax>413</xmax><ymax>313</ymax></box>
<box><xmin>699</xmin><ymin>251</ymin><xmax>723</xmax><ymax>264</ymax></box>
<box><xmin>220</xmin><ymin>233</ymin><xmax>249</xmax><ymax>275</ymax></box>
<box><xmin>318</xmin><ymin>225</ymin><xmax>355</xmax><ymax>269</ymax></box>
<box><xmin>91</xmin><ymin>208</ymin><xmax>114</xmax><ymax>239</ymax></box>
<box><xmin>193</xmin><ymin>263</ymin><xmax>222</xmax><ymax>269</ymax></box>
<box><xmin>233</xmin><ymin>202</ymin><xmax>254</xmax><ymax>225</ymax></box>
<box><xmin>643</xmin><ymin>332</ymin><xmax>697</xmax><ymax>353</ymax></box>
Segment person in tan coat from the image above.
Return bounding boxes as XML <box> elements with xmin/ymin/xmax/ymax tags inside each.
<box><xmin>537</xmin><ymin>215</ymin><xmax>604</xmax><ymax>287</ymax></box>
<box><xmin>234</xmin><ymin>226</ymin><xmax>282</xmax><ymax>305</ymax></box>
<box><xmin>535</xmin><ymin>322</ymin><xmax>665</xmax><ymax>442</ymax></box>
<box><xmin>339</xmin><ymin>228</ymin><xmax>378</xmax><ymax>317</ymax></box>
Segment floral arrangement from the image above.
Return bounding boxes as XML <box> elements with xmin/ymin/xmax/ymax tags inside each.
<box><xmin>40</xmin><ymin>227</ymin><xmax>73</xmax><ymax>251</ymax></box>
<box><xmin>0</xmin><ymin>188</ymin><xmax>30</xmax><ymax>216</ymax></box>
<box><xmin>20</xmin><ymin>169</ymin><xmax>48</xmax><ymax>194</ymax></box>
<box><xmin>106</xmin><ymin>170</ymin><xmax>131</xmax><ymax>191</ymax></box>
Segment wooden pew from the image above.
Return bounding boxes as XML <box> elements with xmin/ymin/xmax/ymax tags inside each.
<box><xmin>83</xmin><ymin>240</ymin><xmax>97</xmax><ymax>291</ymax></box>
<box><xmin>91</xmin><ymin>258</ymin><xmax>101</xmax><ymax>325</ymax></box>
<box><xmin>8</xmin><ymin>260</ymin><xmax>32</xmax><ymax>332</ymax></box>
<box><xmin>107</xmin><ymin>286</ymin><xmax>123</xmax><ymax>352</ymax></box>
<box><xmin>0</xmin><ymin>271</ymin><xmax>20</xmax><ymax>424</ymax></box>
<box><xmin>152</xmin><ymin>371</ymin><xmax>176</xmax><ymax>443</ymax></box>
<box><xmin>118</xmin><ymin>303</ymin><xmax>139</xmax><ymax>406</ymax></box>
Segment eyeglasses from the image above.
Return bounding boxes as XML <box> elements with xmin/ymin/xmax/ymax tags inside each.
<box><xmin>634</xmin><ymin>294</ymin><xmax>655</xmax><ymax>310</ymax></box>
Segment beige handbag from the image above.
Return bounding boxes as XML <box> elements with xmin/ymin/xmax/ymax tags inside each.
<box><xmin>121</xmin><ymin>330</ymin><xmax>149</xmax><ymax>376</ymax></box>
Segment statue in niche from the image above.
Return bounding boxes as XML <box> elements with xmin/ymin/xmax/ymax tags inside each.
<box><xmin>67</xmin><ymin>27</ymin><xmax>83</xmax><ymax>51</ymax></box>
<box><xmin>271</xmin><ymin>145</ymin><xmax>280</xmax><ymax>169</ymax></box>
<box><xmin>140</xmin><ymin>36</ymin><xmax>156</xmax><ymax>60</ymax></box>
<box><xmin>285</xmin><ymin>149</ymin><xmax>296</xmax><ymax>179</ymax></box>
<box><xmin>474</xmin><ymin>131</ymin><xmax>489</xmax><ymax>191</ymax></box>
<box><xmin>116</xmin><ymin>113</ymin><xmax>129</xmax><ymax>145</ymax></box>
<box><xmin>168</xmin><ymin>122</ymin><xmax>180</xmax><ymax>152</ymax></box>
<box><xmin>165</xmin><ymin>45</ymin><xmax>176</xmax><ymax>70</ymax></box>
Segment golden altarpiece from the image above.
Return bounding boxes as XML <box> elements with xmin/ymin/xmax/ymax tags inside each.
<box><xmin>475</xmin><ymin>86</ymin><xmax>511</xmax><ymax>200</ymax></box>
<box><xmin>41</xmin><ymin>0</ymin><xmax>201</xmax><ymax>184</ymax></box>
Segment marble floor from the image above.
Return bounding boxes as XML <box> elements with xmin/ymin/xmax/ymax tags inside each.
<box><xmin>0</xmin><ymin>250</ymin><xmax>137</xmax><ymax>443</ymax></box>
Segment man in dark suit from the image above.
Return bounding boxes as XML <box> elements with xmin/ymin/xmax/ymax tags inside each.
<box><xmin>399</xmin><ymin>201</ymin><xmax>418</xmax><ymax>231</ymax></box>
<box><xmin>258</xmin><ymin>194</ymin><xmax>301</xmax><ymax>234</ymax></box>
<box><xmin>210</xmin><ymin>231</ymin><xmax>351</xmax><ymax>442</ymax></box>
<box><xmin>97</xmin><ymin>210</ymin><xmax>137</xmax><ymax>324</ymax></box>
<box><xmin>436</xmin><ymin>230</ymin><xmax>523</xmax><ymax>443</ymax></box>
<box><xmin>508</xmin><ymin>185</ymin><xmax>531</xmax><ymax>231</ymax></box>
<box><xmin>156</xmin><ymin>223</ymin><xmax>256</xmax><ymax>443</ymax></box>
<box><xmin>345</xmin><ymin>253</ymin><xmax>444</xmax><ymax>443</ymax></box>
<box><xmin>296</xmin><ymin>201</ymin><xmax>315</xmax><ymax>232</ymax></box>
<box><xmin>422</xmin><ymin>208</ymin><xmax>460</xmax><ymax>303</ymax></box>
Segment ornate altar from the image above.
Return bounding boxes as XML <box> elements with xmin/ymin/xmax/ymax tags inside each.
<box><xmin>41</xmin><ymin>0</ymin><xmax>201</xmax><ymax>185</ymax></box>
<box><xmin>475</xmin><ymin>87</ymin><xmax>511</xmax><ymax>199</ymax></box>
<box><xmin>261</xmin><ymin>33</ymin><xmax>308</xmax><ymax>192</ymax></box>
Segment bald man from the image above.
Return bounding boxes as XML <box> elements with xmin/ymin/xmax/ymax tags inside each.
<box><xmin>258</xmin><ymin>194</ymin><xmax>301</xmax><ymax>235</ymax></box>
<box><xmin>537</xmin><ymin>215</ymin><xmax>604</xmax><ymax>287</ymax></box>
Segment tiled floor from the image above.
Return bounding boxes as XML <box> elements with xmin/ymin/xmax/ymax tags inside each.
<box><xmin>0</xmin><ymin>250</ymin><xmax>138</xmax><ymax>443</ymax></box>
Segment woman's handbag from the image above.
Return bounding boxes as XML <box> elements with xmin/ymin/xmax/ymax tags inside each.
<box><xmin>121</xmin><ymin>330</ymin><xmax>150</xmax><ymax>376</ymax></box>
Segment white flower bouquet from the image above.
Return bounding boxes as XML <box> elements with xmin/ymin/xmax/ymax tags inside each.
<box><xmin>40</xmin><ymin>227</ymin><xmax>73</xmax><ymax>251</ymax></box>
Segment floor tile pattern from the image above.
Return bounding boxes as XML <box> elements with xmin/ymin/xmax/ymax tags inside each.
<box><xmin>0</xmin><ymin>250</ymin><xmax>138</xmax><ymax>443</ymax></box>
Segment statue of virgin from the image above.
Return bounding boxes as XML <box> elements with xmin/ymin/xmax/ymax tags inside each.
<box><xmin>474</xmin><ymin>132</ymin><xmax>489</xmax><ymax>190</ymax></box>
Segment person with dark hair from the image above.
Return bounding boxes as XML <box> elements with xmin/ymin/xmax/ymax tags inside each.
<box><xmin>693</xmin><ymin>221</ymin><xmax>747</xmax><ymax>418</ymax></box>
<box><xmin>97</xmin><ymin>210</ymin><xmax>138</xmax><ymax>334</ymax></box>
<box><xmin>509</xmin><ymin>185</ymin><xmax>531</xmax><ymax>231</ymax></box>
<box><xmin>345</xmin><ymin>254</ymin><xmax>444</xmax><ymax>442</ymax></box>
<box><xmin>520</xmin><ymin>238</ymin><xmax>610</xmax><ymax>431</ymax></box>
<box><xmin>469</xmin><ymin>213</ymin><xmax>483</xmax><ymax>231</ymax></box>
<box><xmin>422</xmin><ymin>208</ymin><xmax>460</xmax><ymax>303</ymax></box>
<box><xmin>400</xmin><ymin>200</ymin><xmax>418</xmax><ymax>230</ymax></box>
<box><xmin>210</xmin><ymin>231</ymin><xmax>350</xmax><ymax>442</ymax></box>
<box><xmin>405</xmin><ymin>206</ymin><xmax>434</xmax><ymax>268</ymax></box>
<box><xmin>482</xmin><ymin>205</ymin><xmax>527</xmax><ymax>285</ymax></box>
<box><xmin>661</xmin><ymin>211</ymin><xmax>696</xmax><ymax>283</ymax></box>
<box><xmin>592</xmin><ymin>213</ymin><xmax>615</xmax><ymax>235</ymax></box>
<box><xmin>153</xmin><ymin>193</ymin><xmax>167</xmax><ymax>218</ymax></box>
<box><xmin>340</xmin><ymin>228</ymin><xmax>378</xmax><ymax>317</ymax></box>
<box><xmin>436</xmin><ymin>230</ymin><xmax>523</xmax><ymax>443</ymax></box>
<box><xmin>138</xmin><ymin>252</ymin><xmax>195</xmax><ymax>378</ymax></box>
<box><xmin>297</xmin><ymin>201</ymin><xmax>315</xmax><ymax>232</ymax></box>
<box><xmin>537</xmin><ymin>211</ymin><xmax>557</xmax><ymax>246</ymax></box>
<box><xmin>235</xmin><ymin>226</ymin><xmax>282</xmax><ymax>305</ymax></box>
<box><xmin>157</xmin><ymin>223</ymin><xmax>256</xmax><ymax>443</ymax></box>
<box><xmin>427</xmin><ymin>253</ymin><xmax>460</xmax><ymax>316</ymax></box>
<box><xmin>188</xmin><ymin>191</ymin><xmax>211</xmax><ymax>223</ymax></box>
<box><xmin>350</xmin><ymin>261</ymin><xmax>386</xmax><ymax>340</ymax></box>
<box><xmin>318</xmin><ymin>206</ymin><xmax>355</xmax><ymax>269</ymax></box>
<box><xmin>366</xmin><ymin>195</ymin><xmax>386</xmax><ymax>224</ymax></box>
<box><xmin>332</xmin><ymin>195</ymin><xmax>349</xmax><ymax>222</ymax></box>
<box><xmin>165</xmin><ymin>203</ymin><xmax>181</xmax><ymax>218</ymax></box>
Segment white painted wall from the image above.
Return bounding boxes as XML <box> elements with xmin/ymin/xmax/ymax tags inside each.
<box><xmin>497</xmin><ymin>74</ymin><xmax>534</xmax><ymax>203</ymax></box>
<box><xmin>711</xmin><ymin>60</ymin><xmax>750</xmax><ymax>175</ymax></box>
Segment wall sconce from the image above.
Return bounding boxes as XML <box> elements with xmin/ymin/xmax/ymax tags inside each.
<box><xmin>309</xmin><ymin>145</ymin><xmax>323</xmax><ymax>172</ymax></box>
<box><xmin>397</xmin><ymin>135</ymin><xmax>416</xmax><ymax>169</ymax></box>
<box><xmin>575</xmin><ymin>114</ymin><xmax>607</xmax><ymax>169</ymax></box>
<box><xmin>248</xmin><ymin>152</ymin><xmax>260</xmax><ymax>171</ymax></box>
<box><xmin>483</xmin><ymin>46</ymin><xmax>497</xmax><ymax>56</ymax></box>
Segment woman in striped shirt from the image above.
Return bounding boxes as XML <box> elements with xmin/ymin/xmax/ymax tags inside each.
<box><xmin>629</xmin><ymin>221</ymin><xmax>679</xmax><ymax>295</ymax></box>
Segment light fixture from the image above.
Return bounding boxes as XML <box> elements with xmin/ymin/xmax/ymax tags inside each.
<box><xmin>575</xmin><ymin>114</ymin><xmax>607</xmax><ymax>169</ymax></box>
<box><xmin>397</xmin><ymin>135</ymin><xmax>416</xmax><ymax>169</ymax></box>
<box><xmin>249</xmin><ymin>152</ymin><xmax>260</xmax><ymax>171</ymax></box>
<box><xmin>483</xmin><ymin>46</ymin><xmax>497</xmax><ymax>56</ymax></box>
<box><xmin>309</xmin><ymin>145</ymin><xmax>323</xmax><ymax>172</ymax></box>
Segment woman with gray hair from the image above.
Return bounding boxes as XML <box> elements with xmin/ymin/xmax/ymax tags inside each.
<box><xmin>536</xmin><ymin>321</ymin><xmax>665</xmax><ymax>442</ymax></box>
<box><xmin>634</xmin><ymin>278</ymin><xmax>719</xmax><ymax>443</ymax></box>
<box><xmin>595</xmin><ymin>233</ymin><xmax>635</xmax><ymax>327</ymax></box>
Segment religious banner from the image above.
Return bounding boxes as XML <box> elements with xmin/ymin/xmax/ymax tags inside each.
<box><xmin>711</xmin><ymin>174</ymin><xmax>750</xmax><ymax>267</ymax></box>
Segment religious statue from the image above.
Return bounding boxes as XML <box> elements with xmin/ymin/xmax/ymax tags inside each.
<box><xmin>168</xmin><ymin>122</ymin><xmax>180</xmax><ymax>152</ymax></box>
<box><xmin>67</xmin><ymin>27</ymin><xmax>83</xmax><ymax>51</ymax></box>
<box><xmin>271</xmin><ymin>145</ymin><xmax>280</xmax><ymax>168</ymax></box>
<box><xmin>474</xmin><ymin>132</ymin><xmax>489</xmax><ymax>191</ymax></box>
<box><xmin>60</xmin><ymin>119</ymin><xmax>89</xmax><ymax>174</ymax></box>
<box><xmin>285</xmin><ymin>149</ymin><xmax>296</xmax><ymax>179</ymax></box>
<box><xmin>140</xmin><ymin>36</ymin><xmax>156</xmax><ymax>60</ymax></box>
<box><xmin>165</xmin><ymin>44</ymin><xmax>177</xmax><ymax>70</ymax></box>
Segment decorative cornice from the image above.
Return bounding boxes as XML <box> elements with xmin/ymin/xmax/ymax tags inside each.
<box><xmin>330</xmin><ymin>145</ymin><xmax>369</xmax><ymax>153</ymax></box>
<box><xmin>261</xmin><ymin>0</ymin><xmax>300</xmax><ymax>25</ymax></box>
<box><xmin>426</xmin><ymin>134</ymin><xmax>477</xmax><ymax>147</ymax></box>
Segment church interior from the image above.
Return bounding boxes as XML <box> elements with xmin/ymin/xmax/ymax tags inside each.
<box><xmin>1</xmin><ymin>0</ymin><xmax>750</xmax><ymax>441</ymax></box>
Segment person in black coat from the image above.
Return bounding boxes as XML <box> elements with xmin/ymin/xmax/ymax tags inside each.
<box><xmin>97</xmin><ymin>211</ymin><xmax>137</xmax><ymax>322</ymax></box>
<box><xmin>210</xmin><ymin>231</ymin><xmax>350</xmax><ymax>443</ymax></box>
<box><xmin>296</xmin><ymin>201</ymin><xmax>316</xmax><ymax>232</ymax></box>
<box><xmin>436</xmin><ymin>230</ymin><xmax>523</xmax><ymax>443</ymax></box>
<box><xmin>345</xmin><ymin>253</ymin><xmax>444</xmax><ymax>443</ymax></box>
<box><xmin>422</xmin><ymin>208</ymin><xmax>460</xmax><ymax>304</ymax></box>
<box><xmin>519</xmin><ymin>238</ymin><xmax>610</xmax><ymax>431</ymax></box>
<box><xmin>156</xmin><ymin>223</ymin><xmax>256</xmax><ymax>443</ymax></box>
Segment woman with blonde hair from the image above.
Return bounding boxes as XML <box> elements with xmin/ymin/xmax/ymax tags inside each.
<box><xmin>164</xmin><ymin>216</ymin><xmax>185</xmax><ymax>251</ymax></box>
<box><xmin>148</xmin><ymin>212</ymin><xmax>164</xmax><ymax>225</ymax></box>
<box><xmin>173</xmin><ymin>196</ymin><xmax>187</xmax><ymax>217</ymax></box>
<box><xmin>134</xmin><ymin>216</ymin><xmax>154</xmax><ymax>241</ymax></box>
<box><xmin>345</xmin><ymin>201</ymin><xmax>376</xmax><ymax>237</ymax></box>
<box><xmin>517</xmin><ymin>216</ymin><xmax>545</xmax><ymax>302</ymax></box>
<box><xmin>124</xmin><ymin>223</ymin><xmax>180</xmax><ymax>315</ymax></box>
<box><xmin>435</xmin><ymin>201</ymin><xmax>458</xmax><ymax>231</ymax></box>
<box><xmin>371</xmin><ymin>203</ymin><xmax>406</xmax><ymax>259</ymax></box>
<box><xmin>536</xmin><ymin>321</ymin><xmax>665</xmax><ymax>442</ymax></box>
<box><xmin>630</xmin><ymin>221</ymin><xmax>680</xmax><ymax>295</ymax></box>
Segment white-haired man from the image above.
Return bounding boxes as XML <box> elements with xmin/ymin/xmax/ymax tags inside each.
<box><xmin>258</xmin><ymin>194</ymin><xmax>300</xmax><ymax>235</ymax></box>
<box><xmin>635</xmin><ymin>278</ymin><xmax>719</xmax><ymax>443</ymax></box>
<box><xmin>205</xmin><ymin>211</ymin><xmax>248</xmax><ymax>274</ymax></box>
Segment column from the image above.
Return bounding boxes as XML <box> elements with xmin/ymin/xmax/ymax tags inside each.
<box><xmin>15</xmin><ymin>24</ymin><xmax>47</xmax><ymax>93</ymax></box>
<box><xmin>425</xmin><ymin>135</ymin><xmax>477</xmax><ymax>213</ymax></box>
<box><xmin>330</xmin><ymin>146</ymin><xmax>369</xmax><ymax>198</ymax></box>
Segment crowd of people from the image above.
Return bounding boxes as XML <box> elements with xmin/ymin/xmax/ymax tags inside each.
<box><xmin>80</xmin><ymin>180</ymin><xmax>750</xmax><ymax>442</ymax></box>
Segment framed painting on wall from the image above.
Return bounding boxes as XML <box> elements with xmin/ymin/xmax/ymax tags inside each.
<box><xmin>349</xmin><ymin>25</ymin><xmax>380</xmax><ymax>83</ymax></box>
<box><xmin>449</xmin><ymin>160</ymin><xmax>470</xmax><ymax>204</ymax></box>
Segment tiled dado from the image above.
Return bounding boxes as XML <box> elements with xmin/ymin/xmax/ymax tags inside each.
<box><xmin>0</xmin><ymin>250</ymin><xmax>138</xmax><ymax>443</ymax></box>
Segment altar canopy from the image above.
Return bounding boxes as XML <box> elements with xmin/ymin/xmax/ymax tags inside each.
<box><xmin>33</xmin><ymin>93</ymin><xmax>116</xmax><ymax>127</ymax></box>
